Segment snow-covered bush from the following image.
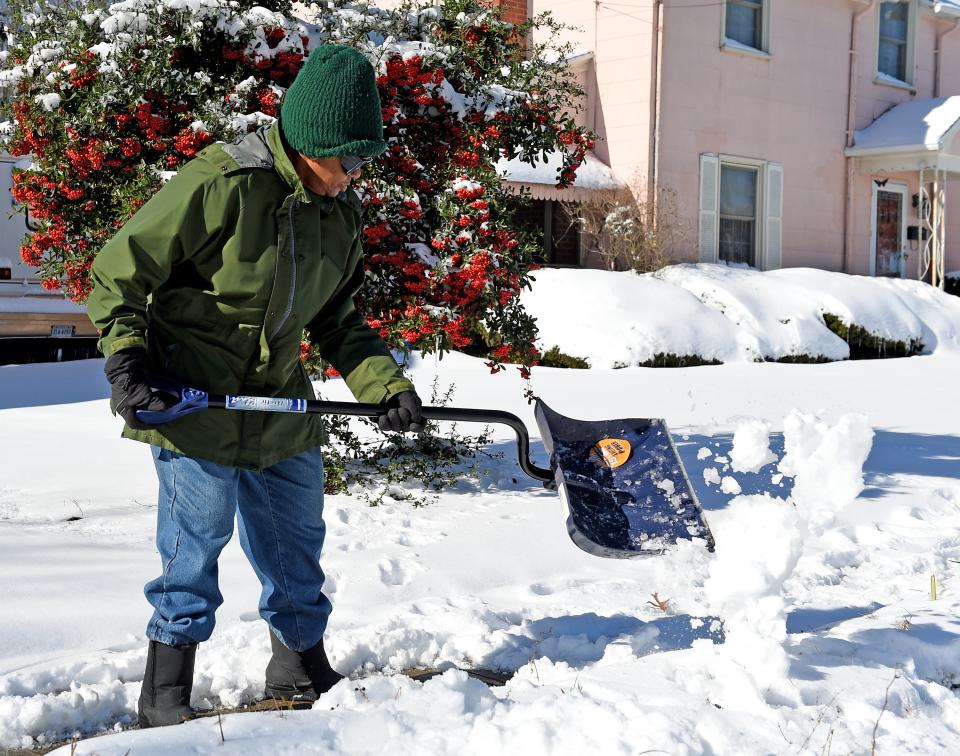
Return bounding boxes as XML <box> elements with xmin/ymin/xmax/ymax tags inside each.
<box><xmin>0</xmin><ymin>0</ymin><xmax>593</xmax><ymax>373</ymax></box>
<box><xmin>571</xmin><ymin>173</ymin><xmax>688</xmax><ymax>274</ymax></box>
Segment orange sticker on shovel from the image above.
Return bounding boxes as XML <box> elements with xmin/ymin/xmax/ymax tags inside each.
<box><xmin>589</xmin><ymin>438</ymin><xmax>632</xmax><ymax>469</ymax></box>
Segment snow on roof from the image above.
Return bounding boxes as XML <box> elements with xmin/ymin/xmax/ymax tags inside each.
<box><xmin>929</xmin><ymin>0</ymin><xmax>960</xmax><ymax>17</ymax></box>
<box><xmin>0</xmin><ymin>294</ymin><xmax>87</xmax><ymax>314</ymax></box>
<box><xmin>496</xmin><ymin>151</ymin><xmax>622</xmax><ymax>191</ymax></box>
<box><xmin>847</xmin><ymin>96</ymin><xmax>960</xmax><ymax>156</ymax></box>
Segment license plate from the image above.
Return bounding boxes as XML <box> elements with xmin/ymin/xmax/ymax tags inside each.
<box><xmin>50</xmin><ymin>325</ymin><xmax>75</xmax><ymax>338</ymax></box>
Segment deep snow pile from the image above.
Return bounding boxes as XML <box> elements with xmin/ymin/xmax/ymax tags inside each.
<box><xmin>1</xmin><ymin>268</ymin><xmax>960</xmax><ymax>754</ymax></box>
<box><xmin>521</xmin><ymin>265</ymin><xmax>960</xmax><ymax>366</ymax></box>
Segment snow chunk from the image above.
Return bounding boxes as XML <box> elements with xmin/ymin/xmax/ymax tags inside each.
<box><xmin>779</xmin><ymin>410</ymin><xmax>874</xmax><ymax>529</ymax></box>
<box><xmin>34</xmin><ymin>93</ymin><xmax>61</xmax><ymax>111</ymax></box>
<box><xmin>704</xmin><ymin>493</ymin><xmax>804</xmax><ymax>707</ymax></box>
<box><xmin>720</xmin><ymin>476</ymin><xmax>742</xmax><ymax>495</ymax></box>
<box><xmin>703</xmin><ymin>467</ymin><xmax>721</xmax><ymax>486</ymax></box>
<box><xmin>729</xmin><ymin>419</ymin><xmax>775</xmax><ymax>473</ymax></box>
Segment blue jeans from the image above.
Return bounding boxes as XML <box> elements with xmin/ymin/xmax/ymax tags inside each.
<box><xmin>146</xmin><ymin>446</ymin><xmax>331</xmax><ymax>652</ymax></box>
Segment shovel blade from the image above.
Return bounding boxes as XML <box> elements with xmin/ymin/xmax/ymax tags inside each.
<box><xmin>534</xmin><ymin>399</ymin><xmax>714</xmax><ymax>559</ymax></box>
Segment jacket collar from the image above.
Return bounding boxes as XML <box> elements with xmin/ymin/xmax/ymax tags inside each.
<box><xmin>221</xmin><ymin>122</ymin><xmax>352</xmax><ymax>213</ymax></box>
<box><xmin>268</xmin><ymin>122</ymin><xmax>342</xmax><ymax>211</ymax></box>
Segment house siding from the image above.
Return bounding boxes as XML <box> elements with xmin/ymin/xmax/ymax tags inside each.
<box><xmin>530</xmin><ymin>0</ymin><xmax>656</xmax><ymax>183</ymax></box>
<box><xmin>535</xmin><ymin>0</ymin><xmax>960</xmax><ymax>278</ymax></box>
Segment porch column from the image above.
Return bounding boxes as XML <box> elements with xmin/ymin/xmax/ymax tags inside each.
<box><xmin>933</xmin><ymin>169</ymin><xmax>946</xmax><ymax>289</ymax></box>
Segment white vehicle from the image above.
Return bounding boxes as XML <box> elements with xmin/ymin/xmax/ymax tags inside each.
<box><xmin>0</xmin><ymin>154</ymin><xmax>97</xmax><ymax>364</ymax></box>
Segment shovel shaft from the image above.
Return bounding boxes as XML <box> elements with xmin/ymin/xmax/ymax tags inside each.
<box><xmin>203</xmin><ymin>394</ymin><xmax>554</xmax><ymax>483</ymax></box>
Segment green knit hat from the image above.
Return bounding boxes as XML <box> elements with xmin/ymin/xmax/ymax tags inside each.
<box><xmin>280</xmin><ymin>45</ymin><xmax>387</xmax><ymax>158</ymax></box>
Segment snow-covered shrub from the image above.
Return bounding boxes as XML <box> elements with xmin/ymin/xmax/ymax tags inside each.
<box><xmin>538</xmin><ymin>345</ymin><xmax>589</xmax><ymax>369</ymax></box>
<box><xmin>821</xmin><ymin>313</ymin><xmax>923</xmax><ymax>358</ymax></box>
<box><xmin>0</xmin><ymin>0</ymin><xmax>593</xmax><ymax>373</ymax></box>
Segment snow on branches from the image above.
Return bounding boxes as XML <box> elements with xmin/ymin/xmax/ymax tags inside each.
<box><xmin>1</xmin><ymin>0</ymin><xmax>594</xmax><ymax>369</ymax></box>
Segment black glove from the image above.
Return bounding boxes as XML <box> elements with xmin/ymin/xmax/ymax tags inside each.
<box><xmin>377</xmin><ymin>390</ymin><xmax>424</xmax><ymax>433</ymax></box>
<box><xmin>103</xmin><ymin>347</ymin><xmax>173</xmax><ymax>431</ymax></box>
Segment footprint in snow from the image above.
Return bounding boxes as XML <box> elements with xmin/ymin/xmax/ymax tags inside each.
<box><xmin>392</xmin><ymin>531</ymin><xmax>434</xmax><ymax>547</ymax></box>
<box><xmin>378</xmin><ymin>558</ymin><xmax>417</xmax><ymax>587</ymax></box>
<box><xmin>323</xmin><ymin>571</ymin><xmax>340</xmax><ymax>594</ymax></box>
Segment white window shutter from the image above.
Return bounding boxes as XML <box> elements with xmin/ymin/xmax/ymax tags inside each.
<box><xmin>764</xmin><ymin>161</ymin><xmax>783</xmax><ymax>270</ymax></box>
<box><xmin>698</xmin><ymin>154</ymin><xmax>720</xmax><ymax>263</ymax></box>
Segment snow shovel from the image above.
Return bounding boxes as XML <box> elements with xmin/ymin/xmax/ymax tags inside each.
<box><xmin>138</xmin><ymin>379</ymin><xmax>714</xmax><ymax>559</ymax></box>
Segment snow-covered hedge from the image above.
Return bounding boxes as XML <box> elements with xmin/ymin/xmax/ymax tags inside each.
<box><xmin>522</xmin><ymin>265</ymin><xmax>960</xmax><ymax>367</ymax></box>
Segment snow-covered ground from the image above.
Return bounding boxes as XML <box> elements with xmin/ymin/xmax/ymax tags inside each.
<box><xmin>1</xmin><ymin>268</ymin><xmax>960</xmax><ymax>755</ymax></box>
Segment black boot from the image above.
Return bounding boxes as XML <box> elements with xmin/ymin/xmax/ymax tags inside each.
<box><xmin>264</xmin><ymin>632</ymin><xmax>343</xmax><ymax>703</ymax></box>
<box><xmin>137</xmin><ymin>640</ymin><xmax>197</xmax><ymax>728</ymax></box>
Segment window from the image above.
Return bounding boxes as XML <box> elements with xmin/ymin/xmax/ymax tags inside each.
<box><xmin>726</xmin><ymin>0</ymin><xmax>764</xmax><ymax>51</ymax></box>
<box><xmin>698</xmin><ymin>154</ymin><xmax>783</xmax><ymax>270</ymax></box>
<box><xmin>719</xmin><ymin>165</ymin><xmax>758</xmax><ymax>265</ymax></box>
<box><xmin>513</xmin><ymin>199</ymin><xmax>581</xmax><ymax>266</ymax></box>
<box><xmin>877</xmin><ymin>1</ymin><xmax>914</xmax><ymax>85</ymax></box>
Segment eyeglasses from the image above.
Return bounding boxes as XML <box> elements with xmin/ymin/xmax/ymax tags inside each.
<box><xmin>340</xmin><ymin>155</ymin><xmax>374</xmax><ymax>175</ymax></box>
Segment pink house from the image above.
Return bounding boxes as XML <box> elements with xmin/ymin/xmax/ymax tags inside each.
<box><xmin>518</xmin><ymin>0</ymin><xmax>960</xmax><ymax>286</ymax></box>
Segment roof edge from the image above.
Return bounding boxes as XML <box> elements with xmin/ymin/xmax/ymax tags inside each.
<box><xmin>845</xmin><ymin>143</ymin><xmax>937</xmax><ymax>157</ymax></box>
<box><xmin>926</xmin><ymin>1</ymin><xmax>960</xmax><ymax>19</ymax></box>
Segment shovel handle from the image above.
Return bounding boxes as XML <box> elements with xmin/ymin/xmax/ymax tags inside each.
<box><xmin>137</xmin><ymin>378</ymin><xmax>553</xmax><ymax>483</ymax></box>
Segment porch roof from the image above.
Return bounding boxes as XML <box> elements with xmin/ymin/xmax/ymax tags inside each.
<box><xmin>496</xmin><ymin>151</ymin><xmax>623</xmax><ymax>202</ymax></box>
<box><xmin>928</xmin><ymin>0</ymin><xmax>960</xmax><ymax>17</ymax></box>
<box><xmin>845</xmin><ymin>96</ymin><xmax>960</xmax><ymax>176</ymax></box>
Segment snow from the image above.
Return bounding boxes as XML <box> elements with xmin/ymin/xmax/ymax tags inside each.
<box><xmin>496</xmin><ymin>151</ymin><xmax>621</xmax><ymax>191</ymax></box>
<box><xmin>34</xmin><ymin>93</ymin><xmax>61</xmax><ymax>111</ymax></box>
<box><xmin>0</xmin><ymin>294</ymin><xmax>88</xmax><ymax>314</ymax></box>
<box><xmin>719</xmin><ymin>476</ymin><xmax>741</xmax><ymax>495</ymax></box>
<box><xmin>523</xmin><ymin>268</ymin><xmax>743</xmax><ymax>367</ymax></box>
<box><xmin>779</xmin><ymin>410</ymin><xmax>875</xmax><ymax>531</ymax></box>
<box><xmin>729</xmin><ymin>419</ymin><xmax>774</xmax><ymax>473</ymax></box>
<box><xmin>3</xmin><ymin>342</ymin><xmax>960</xmax><ymax>752</ymax></box>
<box><xmin>2</xmin><ymin>271</ymin><xmax>960</xmax><ymax>753</ymax></box>
<box><xmin>521</xmin><ymin>264</ymin><xmax>960</xmax><ymax>366</ymax></box>
<box><xmin>930</xmin><ymin>0</ymin><xmax>960</xmax><ymax>17</ymax></box>
<box><xmin>849</xmin><ymin>96</ymin><xmax>960</xmax><ymax>154</ymax></box>
<box><xmin>721</xmin><ymin>37</ymin><xmax>769</xmax><ymax>57</ymax></box>
<box><xmin>703</xmin><ymin>493</ymin><xmax>803</xmax><ymax>707</ymax></box>
<box><xmin>703</xmin><ymin>467</ymin><xmax>722</xmax><ymax>486</ymax></box>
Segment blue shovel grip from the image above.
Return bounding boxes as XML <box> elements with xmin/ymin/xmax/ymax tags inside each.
<box><xmin>135</xmin><ymin>377</ymin><xmax>210</xmax><ymax>425</ymax></box>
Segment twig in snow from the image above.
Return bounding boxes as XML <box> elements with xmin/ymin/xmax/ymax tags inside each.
<box><xmin>820</xmin><ymin>727</ymin><xmax>834</xmax><ymax>756</ymax></box>
<box><xmin>792</xmin><ymin>693</ymin><xmax>839</xmax><ymax>755</ymax></box>
<box><xmin>646</xmin><ymin>592</ymin><xmax>670</xmax><ymax>612</ymax></box>
<box><xmin>871</xmin><ymin>670</ymin><xmax>900</xmax><ymax>755</ymax></box>
<box><xmin>216</xmin><ymin>706</ymin><xmax>225</xmax><ymax>743</ymax></box>
<box><xmin>65</xmin><ymin>499</ymin><xmax>84</xmax><ymax>521</ymax></box>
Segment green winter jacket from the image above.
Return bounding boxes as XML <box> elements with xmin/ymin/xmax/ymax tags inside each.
<box><xmin>87</xmin><ymin>122</ymin><xmax>413</xmax><ymax>469</ymax></box>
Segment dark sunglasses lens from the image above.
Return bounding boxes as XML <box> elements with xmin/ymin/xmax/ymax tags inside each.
<box><xmin>341</xmin><ymin>156</ymin><xmax>369</xmax><ymax>174</ymax></box>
